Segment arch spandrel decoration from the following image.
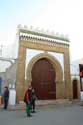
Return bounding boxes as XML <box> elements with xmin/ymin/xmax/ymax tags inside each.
<box><xmin>26</xmin><ymin>53</ymin><xmax>63</xmax><ymax>85</ymax></box>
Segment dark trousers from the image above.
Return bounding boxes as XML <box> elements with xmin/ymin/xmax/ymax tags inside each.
<box><xmin>32</xmin><ymin>100</ymin><xmax>35</xmax><ymax>111</ymax></box>
<box><xmin>4</xmin><ymin>99</ymin><xmax>8</xmax><ymax>109</ymax></box>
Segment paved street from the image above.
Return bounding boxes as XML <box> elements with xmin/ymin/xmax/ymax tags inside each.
<box><xmin>0</xmin><ymin>105</ymin><xmax>83</xmax><ymax>125</ymax></box>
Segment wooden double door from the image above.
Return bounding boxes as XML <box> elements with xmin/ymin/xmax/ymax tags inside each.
<box><xmin>31</xmin><ymin>58</ymin><xmax>56</xmax><ymax>99</ymax></box>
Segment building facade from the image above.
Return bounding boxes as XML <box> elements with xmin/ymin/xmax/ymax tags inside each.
<box><xmin>16</xmin><ymin>26</ymin><xmax>72</xmax><ymax>102</ymax></box>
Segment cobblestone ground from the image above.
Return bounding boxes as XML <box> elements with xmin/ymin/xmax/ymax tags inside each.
<box><xmin>0</xmin><ymin>105</ymin><xmax>83</xmax><ymax>125</ymax></box>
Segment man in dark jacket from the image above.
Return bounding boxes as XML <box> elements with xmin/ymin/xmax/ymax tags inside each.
<box><xmin>31</xmin><ymin>88</ymin><xmax>36</xmax><ymax>113</ymax></box>
<box><xmin>3</xmin><ymin>86</ymin><xmax>9</xmax><ymax>109</ymax></box>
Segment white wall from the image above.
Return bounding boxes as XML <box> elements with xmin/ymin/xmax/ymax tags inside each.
<box><xmin>0</xmin><ymin>61</ymin><xmax>11</xmax><ymax>72</ymax></box>
<box><xmin>70</xmin><ymin>62</ymin><xmax>79</xmax><ymax>76</ymax></box>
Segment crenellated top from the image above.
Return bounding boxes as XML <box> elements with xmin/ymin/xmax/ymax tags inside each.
<box><xmin>17</xmin><ymin>24</ymin><xmax>70</xmax><ymax>46</ymax></box>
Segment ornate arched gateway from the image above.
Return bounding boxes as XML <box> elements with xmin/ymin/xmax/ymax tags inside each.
<box><xmin>16</xmin><ymin>26</ymin><xmax>72</xmax><ymax>101</ymax></box>
<box><xmin>26</xmin><ymin>53</ymin><xmax>63</xmax><ymax>99</ymax></box>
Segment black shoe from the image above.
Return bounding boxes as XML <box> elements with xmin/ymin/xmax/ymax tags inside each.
<box><xmin>31</xmin><ymin>110</ymin><xmax>36</xmax><ymax>113</ymax></box>
<box><xmin>27</xmin><ymin>114</ymin><xmax>32</xmax><ymax>117</ymax></box>
<box><xmin>3</xmin><ymin>107</ymin><xmax>7</xmax><ymax>110</ymax></box>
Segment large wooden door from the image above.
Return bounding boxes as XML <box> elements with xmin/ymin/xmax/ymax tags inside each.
<box><xmin>73</xmin><ymin>79</ymin><xmax>78</xmax><ymax>99</ymax></box>
<box><xmin>31</xmin><ymin>58</ymin><xmax>56</xmax><ymax>99</ymax></box>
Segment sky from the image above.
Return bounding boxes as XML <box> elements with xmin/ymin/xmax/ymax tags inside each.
<box><xmin>0</xmin><ymin>0</ymin><xmax>83</xmax><ymax>61</ymax></box>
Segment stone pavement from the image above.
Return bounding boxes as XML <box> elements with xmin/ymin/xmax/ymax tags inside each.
<box><xmin>0</xmin><ymin>104</ymin><xmax>83</xmax><ymax>125</ymax></box>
